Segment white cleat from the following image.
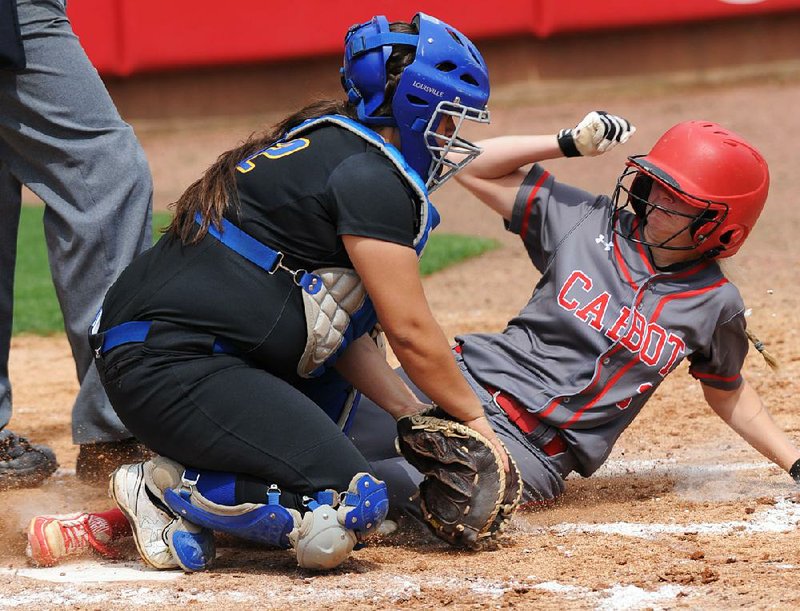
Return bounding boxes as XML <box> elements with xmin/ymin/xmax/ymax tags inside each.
<box><xmin>109</xmin><ymin>461</ymin><xmax>179</xmax><ymax>569</ymax></box>
<box><xmin>110</xmin><ymin>458</ymin><xmax>215</xmax><ymax>572</ymax></box>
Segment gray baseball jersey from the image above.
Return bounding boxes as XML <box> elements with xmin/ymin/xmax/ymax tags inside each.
<box><xmin>457</xmin><ymin>165</ymin><xmax>748</xmax><ymax>476</ymax></box>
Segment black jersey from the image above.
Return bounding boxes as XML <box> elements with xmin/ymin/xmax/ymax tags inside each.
<box><xmin>100</xmin><ymin>123</ymin><xmax>420</xmax><ymax>378</ymax></box>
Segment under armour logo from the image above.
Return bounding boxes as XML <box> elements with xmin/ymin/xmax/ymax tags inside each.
<box><xmin>595</xmin><ymin>234</ymin><xmax>613</xmax><ymax>251</ymax></box>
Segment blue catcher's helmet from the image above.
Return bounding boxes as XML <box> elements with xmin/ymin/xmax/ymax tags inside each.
<box><xmin>341</xmin><ymin>13</ymin><xmax>490</xmax><ymax>192</ymax></box>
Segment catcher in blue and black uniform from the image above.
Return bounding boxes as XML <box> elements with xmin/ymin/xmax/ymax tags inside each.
<box><xmin>85</xmin><ymin>14</ymin><xmax>509</xmax><ymax>572</ymax></box>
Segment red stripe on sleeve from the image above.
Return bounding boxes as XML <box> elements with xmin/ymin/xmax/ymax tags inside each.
<box><xmin>519</xmin><ymin>170</ymin><xmax>550</xmax><ymax>239</ymax></box>
<box><xmin>690</xmin><ymin>369</ymin><xmax>742</xmax><ymax>383</ymax></box>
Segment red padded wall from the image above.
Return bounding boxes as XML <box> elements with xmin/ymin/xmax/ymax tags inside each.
<box><xmin>533</xmin><ymin>0</ymin><xmax>800</xmax><ymax>36</ymax></box>
<box><xmin>66</xmin><ymin>0</ymin><xmax>800</xmax><ymax>76</ymax></box>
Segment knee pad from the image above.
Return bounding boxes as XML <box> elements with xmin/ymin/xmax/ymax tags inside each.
<box><xmin>290</xmin><ymin>502</ymin><xmax>357</xmax><ymax>570</ymax></box>
<box><xmin>163</xmin><ymin>483</ymin><xmax>299</xmax><ymax>549</ymax></box>
<box><xmin>290</xmin><ymin>472</ymin><xmax>389</xmax><ymax>571</ymax></box>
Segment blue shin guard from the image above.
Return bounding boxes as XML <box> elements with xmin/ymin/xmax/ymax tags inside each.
<box><xmin>162</xmin><ymin>470</ymin><xmax>389</xmax><ymax>570</ymax></box>
<box><xmin>166</xmin><ymin>520</ymin><xmax>217</xmax><ymax>572</ymax></box>
<box><xmin>163</xmin><ymin>484</ymin><xmax>297</xmax><ymax>549</ymax></box>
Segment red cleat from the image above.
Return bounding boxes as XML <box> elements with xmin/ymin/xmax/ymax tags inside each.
<box><xmin>26</xmin><ymin>512</ymin><xmax>118</xmax><ymax>566</ymax></box>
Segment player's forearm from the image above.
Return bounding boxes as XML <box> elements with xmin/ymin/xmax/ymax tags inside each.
<box><xmin>462</xmin><ymin>135</ymin><xmax>562</xmax><ymax>179</ymax></box>
<box><xmin>454</xmin><ymin>135</ymin><xmax>563</xmax><ymax>221</ymax></box>
<box><xmin>333</xmin><ymin>334</ymin><xmax>426</xmax><ymax>419</ymax></box>
<box><xmin>705</xmin><ymin>380</ymin><xmax>800</xmax><ymax>472</ymax></box>
<box><xmin>343</xmin><ymin>235</ymin><xmax>486</xmax><ymax>423</ymax></box>
<box><xmin>385</xmin><ymin>315</ymin><xmax>511</xmax><ymax>470</ymax></box>
<box><xmin>385</xmin><ymin>320</ymin><xmax>485</xmax><ymax>422</ymax></box>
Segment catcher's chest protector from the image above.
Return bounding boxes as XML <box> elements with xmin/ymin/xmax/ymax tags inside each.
<box><xmin>282</xmin><ymin>115</ymin><xmax>441</xmax><ymax>378</ymax></box>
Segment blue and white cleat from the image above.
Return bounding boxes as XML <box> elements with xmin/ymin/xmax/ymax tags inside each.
<box><xmin>110</xmin><ymin>458</ymin><xmax>215</xmax><ymax>572</ymax></box>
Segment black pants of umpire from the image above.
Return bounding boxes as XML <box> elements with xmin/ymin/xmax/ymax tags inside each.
<box><xmin>92</xmin><ymin>321</ymin><xmax>372</xmax><ymax>511</ymax></box>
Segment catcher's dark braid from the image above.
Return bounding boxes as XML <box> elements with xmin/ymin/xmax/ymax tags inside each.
<box><xmin>168</xmin><ymin>21</ymin><xmax>418</xmax><ymax>245</ymax></box>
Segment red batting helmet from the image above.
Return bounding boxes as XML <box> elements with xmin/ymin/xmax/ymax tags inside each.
<box><xmin>612</xmin><ymin>121</ymin><xmax>770</xmax><ymax>258</ymax></box>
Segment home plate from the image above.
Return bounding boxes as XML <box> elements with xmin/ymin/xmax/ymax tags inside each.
<box><xmin>0</xmin><ymin>560</ymin><xmax>182</xmax><ymax>583</ymax></box>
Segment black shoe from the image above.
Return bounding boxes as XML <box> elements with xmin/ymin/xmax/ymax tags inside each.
<box><xmin>0</xmin><ymin>429</ymin><xmax>58</xmax><ymax>491</ymax></box>
<box><xmin>75</xmin><ymin>438</ymin><xmax>153</xmax><ymax>484</ymax></box>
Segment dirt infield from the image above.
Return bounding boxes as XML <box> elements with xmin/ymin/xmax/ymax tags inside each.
<box><xmin>3</xmin><ymin>73</ymin><xmax>800</xmax><ymax>609</ymax></box>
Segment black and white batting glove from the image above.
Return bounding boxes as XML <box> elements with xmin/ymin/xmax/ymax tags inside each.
<box><xmin>557</xmin><ymin>111</ymin><xmax>636</xmax><ymax>157</ymax></box>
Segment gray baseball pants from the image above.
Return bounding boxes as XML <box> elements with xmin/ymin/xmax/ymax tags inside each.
<box><xmin>0</xmin><ymin>0</ymin><xmax>152</xmax><ymax>443</ymax></box>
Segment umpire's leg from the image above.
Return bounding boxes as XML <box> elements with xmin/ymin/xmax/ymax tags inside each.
<box><xmin>0</xmin><ymin>164</ymin><xmax>21</xmax><ymax>430</ymax></box>
<box><xmin>0</xmin><ymin>0</ymin><xmax>153</xmax><ymax>444</ymax></box>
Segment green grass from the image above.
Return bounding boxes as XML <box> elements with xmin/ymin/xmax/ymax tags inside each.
<box><xmin>418</xmin><ymin>233</ymin><xmax>498</xmax><ymax>276</ymax></box>
<box><xmin>13</xmin><ymin>207</ymin><xmax>61</xmax><ymax>335</ymax></box>
<box><xmin>13</xmin><ymin>205</ymin><xmax>497</xmax><ymax>335</ymax></box>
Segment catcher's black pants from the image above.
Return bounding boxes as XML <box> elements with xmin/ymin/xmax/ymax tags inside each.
<box><xmin>92</xmin><ymin>321</ymin><xmax>372</xmax><ymax>511</ymax></box>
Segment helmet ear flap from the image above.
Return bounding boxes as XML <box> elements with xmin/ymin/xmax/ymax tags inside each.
<box><xmin>705</xmin><ymin>223</ymin><xmax>747</xmax><ymax>254</ymax></box>
<box><xmin>340</xmin><ymin>16</ymin><xmax>403</xmax><ymax>126</ymax></box>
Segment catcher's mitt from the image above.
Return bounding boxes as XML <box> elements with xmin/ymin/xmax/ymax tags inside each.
<box><xmin>396</xmin><ymin>408</ymin><xmax>523</xmax><ymax>549</ymax></box>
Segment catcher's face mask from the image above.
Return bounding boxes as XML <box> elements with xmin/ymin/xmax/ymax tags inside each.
<box><xmin>423</xmin><ymin>98</ymin><xmax>490</xmax><ymax>192</ymax></box>
<box><xmin>341</xmin><ymin>13</ymin><xmax>490</xmax><ymax>192</ymax></box>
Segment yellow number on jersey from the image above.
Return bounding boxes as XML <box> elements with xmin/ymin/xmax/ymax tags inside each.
<box><xmin>236</xmin><ymin>138</ymin><xmax>311</xmax><ymax>173</ymax></box>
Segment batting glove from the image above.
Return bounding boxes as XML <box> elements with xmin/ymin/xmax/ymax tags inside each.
<box><xmin>557</xmin><ymin>111</ymin><xmax>636</xmax><ymax>157</ymax></box>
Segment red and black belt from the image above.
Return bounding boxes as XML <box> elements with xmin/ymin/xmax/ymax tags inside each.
<box><xmin>484</xmin><ymin>384</ymin><xmax>567</xmax><ymax>457</ymax></box>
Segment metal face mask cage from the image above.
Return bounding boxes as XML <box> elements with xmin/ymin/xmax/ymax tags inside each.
<box><xmin>423</xmin><ymin>98</ymin><xmax>490</xmax><ymax>192</ymax></box>
<box><xmin>340</xmin><ymin>13</ymin><xmax>490</xmax><ymax>190</ymax></box>
<box><xmin>611</xmin><ymin>158</ymin><xmax>729</xmax><ymax>252</ymax></box>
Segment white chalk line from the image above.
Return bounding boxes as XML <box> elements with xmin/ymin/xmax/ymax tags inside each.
<box><xmin>552</xmin><ymin>496</ymin><xmax>800</xmax><ymax>539</ymax></box>
<box><xmin>0</xmin><ymin>567</ymin><xmax>690</xmax><ymax>610</ymax></box>
<box><xmin>594</xmin><ymin>458</ymin><xmax>772</xmax><ymax>477</ymax></box>
<box><xmin>0</xmin><ymin>561</ymin><xmax>180</xmax><ymax>584</ymax></box>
